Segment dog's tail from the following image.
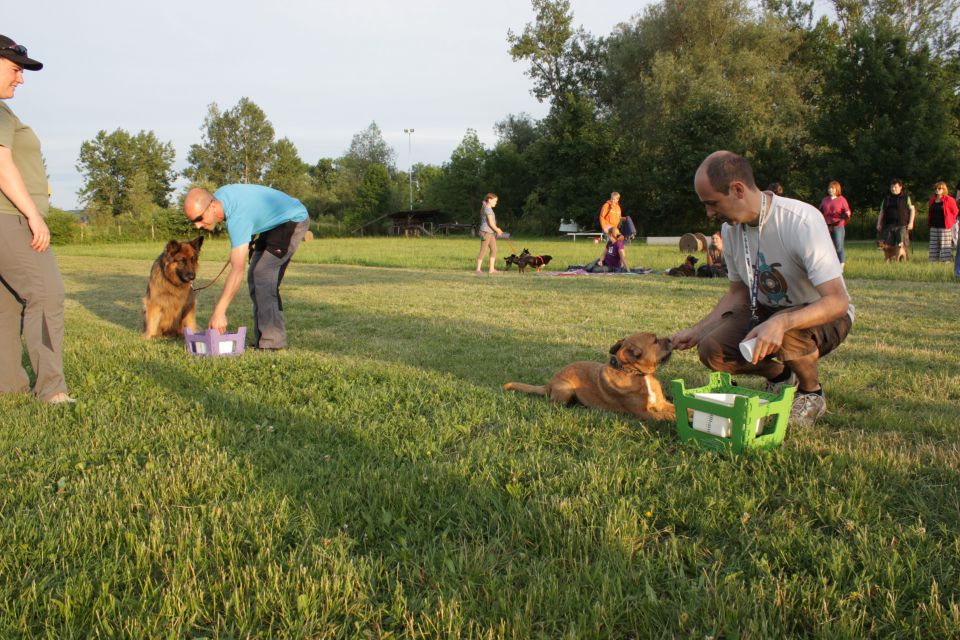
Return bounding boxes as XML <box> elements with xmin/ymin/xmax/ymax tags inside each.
<box><xmin>503</xmin><ymin>382</ymin><xmax>549</xmax><ymax>396</ymax></box>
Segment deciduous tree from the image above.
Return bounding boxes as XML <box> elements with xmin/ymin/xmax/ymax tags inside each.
<box><xmin>264</xmin><ymin>137</ymin><xmax>310</xmax><ymax>200</ymax></box>
<box><xmin>185</xmin><ymin>98</ymin><xmax>276</xmax><ymax>185</ymax></box>
<box><xmin>76</xmin><ymin>129</ymin><xmax>176</xmax><ymax>216</ymax></box>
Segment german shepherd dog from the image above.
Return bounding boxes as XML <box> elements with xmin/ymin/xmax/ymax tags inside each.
<box><xmin>143</xmin><ymin>237</ymin><xmax>203</xmax><ymax>338</ymax></box>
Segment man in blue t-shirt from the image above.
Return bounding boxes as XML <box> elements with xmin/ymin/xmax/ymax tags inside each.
<box><xmin>184</xmin><ymin>185</ymin><xmax>310</xmax><ymax>350</ymax></box>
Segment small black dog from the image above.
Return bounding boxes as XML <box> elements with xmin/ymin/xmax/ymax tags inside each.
<box><xmin>667</xmin><ymin>255</ymin><xmax>698</xmax><ymax>277</ymax></box>
<box><xmin>518</xmin><ymin>254</ymin><xmax>553</xmax><ymax>273</ymax></box>
<box><xmin>504</xmin><ymin>248</ymin><xmax>531</xmax><ymax>270</ymax></box>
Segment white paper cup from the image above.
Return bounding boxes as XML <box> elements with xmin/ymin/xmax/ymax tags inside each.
<box><xmin>739</xmin><ymin>337</ymin><xmax>758</xmax><ymax>362</ymax></box>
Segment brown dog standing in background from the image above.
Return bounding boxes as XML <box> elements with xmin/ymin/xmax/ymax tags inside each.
<box><xmin>143</xmin><ymin>237</ymin><xmax>203</xmax><ymax>338</ymax></box>
<box><xmin>503</xmin><ymin>332</ymin><xmax>676</xmax><ymax>421</ymax></box>
<box><xmin>878</xmin><ymin>241</ymin><xmax>908</xmax><ymax>262</ymax></box>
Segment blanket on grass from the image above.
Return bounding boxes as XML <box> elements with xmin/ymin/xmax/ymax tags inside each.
<box><xmin>538</xmin><ymin>267</ymin><xmax>654</xmax><ymax>276</ymax></box>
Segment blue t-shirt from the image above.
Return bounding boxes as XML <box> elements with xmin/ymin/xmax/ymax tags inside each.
<box><xmin>214</xmin><ymin>184</ymin><xmax>309</xmax><ymax>249</ymax></box>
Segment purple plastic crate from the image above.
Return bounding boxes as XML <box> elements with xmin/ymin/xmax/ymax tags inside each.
<box><xmin>184</xmin><ymin>327</ymin><xmax>246</xmax><ymax>357</ymax></box>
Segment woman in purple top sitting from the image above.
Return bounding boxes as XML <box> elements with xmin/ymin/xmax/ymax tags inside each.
<box><xmin>818</xmin><ymin>180</ymin><xmax>852</xmax><ymax>270</ymax></box>
<box><xmin>589</xmin><ymin>228</ymin><xmax>629</xmax><ymax>272</ymax></box>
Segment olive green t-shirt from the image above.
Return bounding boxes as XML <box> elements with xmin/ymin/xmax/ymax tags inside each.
<box><xmin>0</xmin><ymin>101</ymin><xmax>49</xmax><ymax>216</ymax></box>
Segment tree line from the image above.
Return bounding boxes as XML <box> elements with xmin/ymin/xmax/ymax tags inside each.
<box><xmin>71</xmin><ymin>0</ymin><xmax>960</xmax><ymax>240</ymax></box>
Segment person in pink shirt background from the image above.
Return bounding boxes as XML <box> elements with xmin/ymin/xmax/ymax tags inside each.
<box><xmin>818</xmin><ymin>180</ymin><xmax>852</xmax><ymax>270</ymax></box>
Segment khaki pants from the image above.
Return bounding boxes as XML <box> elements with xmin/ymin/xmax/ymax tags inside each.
<box><xmin>0</xmin><ymin>214</ymin><xmax>67</xmax><ymax>398</ymax></box>
<box><xmin>697</xmin><ymin>303</ymin><xmax>850</xmax><ymax>387</ymax></box>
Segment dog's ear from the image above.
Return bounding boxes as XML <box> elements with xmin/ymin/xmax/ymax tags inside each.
<box><xmin>189</xmin><ymin>236</ymin><xmax>204</xmax><ymax>251</ymax></box>
<box><xmin>164</xmin><ymin>240</ymin><xmax>181</xmax><ymax>256</ymax></box>
<box><xmin>609</xmin><ymin>338</ymin><xmax>625</xmax><ymax>355</ymax></box>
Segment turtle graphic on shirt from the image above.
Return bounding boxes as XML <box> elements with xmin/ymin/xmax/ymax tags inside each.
<box><xmin>757</xmin><ymin>253</ymin><xmax>793</xmax><ymax>305</ymax></box>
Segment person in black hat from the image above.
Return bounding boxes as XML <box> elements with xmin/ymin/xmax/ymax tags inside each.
<box><xmin>0</xmin><ymin>35</ymin><xmax>74</xmax><ymax>403</ymax></box>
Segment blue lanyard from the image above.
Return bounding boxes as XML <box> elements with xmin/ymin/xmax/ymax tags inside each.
<box><xmin>740</xmin><ymin>192</ymin><xmax>767</xmax><ymax>322</ymax></box>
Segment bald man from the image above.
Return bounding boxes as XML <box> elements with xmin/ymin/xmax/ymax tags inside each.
<box><xmin>184</xmin><ymin>184</ymin><xmax>309</xmax><ymax>350</ymax></box>
<box><xmin>671</xmin><ymin>151</ymin><xmax>853</xmax><ymax>428</ymax></box>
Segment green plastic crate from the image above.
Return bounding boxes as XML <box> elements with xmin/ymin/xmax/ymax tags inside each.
<box><xmin>671</xmin><ymin>372</ymin><xmax>796</xmax><ymax>453</ymax></box>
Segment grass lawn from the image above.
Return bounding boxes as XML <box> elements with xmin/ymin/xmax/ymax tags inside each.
<box><xmin>2</xmin><ymin>236</ymin><xmax>958</xmax><ymax>638</ymax></box>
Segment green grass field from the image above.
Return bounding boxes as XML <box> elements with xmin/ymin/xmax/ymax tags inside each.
<box><xmin>2</xmin><ymin>237</ymin><xmax>958</xmax><ymax>638</ymax></box>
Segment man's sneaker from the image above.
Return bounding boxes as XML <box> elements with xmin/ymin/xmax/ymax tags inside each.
<box><xmin>790</xmin><ymin>391</ymin><xmax>827</xmax><ymax>427</ymax></box>
<box><xmin>764</xmin><ymin>371</ymin><xmax>797</xmax><ymax>396</ymax></box>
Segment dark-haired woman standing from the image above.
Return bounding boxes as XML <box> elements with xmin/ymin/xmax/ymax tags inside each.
<box><xmin>0</xmin><ymin>35</ymin><xmax>73</xmax><ymax>403</ymax></box>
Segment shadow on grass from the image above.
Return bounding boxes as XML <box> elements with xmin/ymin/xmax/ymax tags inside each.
<box><xmin>130</xmin><ymin>353</ymin><xmax>678</xmax><ymax>635</ymax></box>
<box><xmin>64</xmin><ymin>265</ymin><xmax>687</xmax><ymax>390</ymax></box>
<box><xmin>122</xmin><ymin>350</ymin><xmax>960</xmax><ymax>637</ymax></box>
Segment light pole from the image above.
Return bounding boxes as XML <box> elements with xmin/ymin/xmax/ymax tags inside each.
<box><xmin>403</xmin><ymin>128</ymin><xmax>415</xmax><ymax>210</ymax></box>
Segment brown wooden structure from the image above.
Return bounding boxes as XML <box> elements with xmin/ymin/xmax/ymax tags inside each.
<box><xmin>351</xmin><ymin>209</ymin><xmax>468</xmax><ymax>237</ymax></box>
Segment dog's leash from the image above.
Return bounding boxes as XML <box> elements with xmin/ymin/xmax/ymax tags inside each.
<box><xmin>191</xmin><ymin>259</ymin><xmax>231</xmax><ymax>292</ymax></box>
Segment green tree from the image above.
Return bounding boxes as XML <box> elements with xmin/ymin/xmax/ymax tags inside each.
<box><xmin>185</xmin><ymin>98</ymin><xmax>276</xmax><ymax>185</ymax></box>
<box><xmin>340</xmin><ymin>122</ymin><xmax>396</xmax><ymax>175</ymax></box>
<box><xmin>76</xmin><ymin>129</ymin><xmax>176</xmax><ymax>215</ymax></box>
<box><xmin>302</xmin><ymin>158</ymin><xmax>341</xmax><ymax>220</ymax></box>
<box><xmin>508</xmin><ymin>0</ymin><xmax>605</xmax><ymax>105</ymax></box>
<box><xmin>410</xmin><ymin>162</ymin><xmax>442</xmax><ymax>211</ymax></box>
<box><xmin>264</xmin><ymin>137</ymin><xmax>310</xmax><ymax>200</ymax></box>
<box><xmin>423</xmin><ymin>130</ymin><xmax>489</xmax><ymax>219</ymax></box>
<box><xmin>601</xmin><ymin>0</ymin><xmax>815</xmax><ymax>230</ymax></box>
<box><xmin>344</xmin><ymin>163</ymin><xmax>392</xmax><ymax>231</ymax></box>
<box><xmin>814</xmin><ymin>15</ymin><xmax>960</xmax><ymax>212</ymax></box>
<box><xmin>522</xmin><ymin>95</ymin><xmax>619</xmax><ymax>230</ymax></box>
<box><xmin>828</xmin><ymin>0</ymin><xmax>960</xmax><ymax>55</ymax></box>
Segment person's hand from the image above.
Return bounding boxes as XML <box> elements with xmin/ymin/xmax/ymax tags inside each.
<box><xmin>26</xmin><ymin>215</ymin><xmax>51</xmax><ymax>252</ymax></box>
<box><xmin>742</xmin><ymin>317</ymin><xmax>786</xmax><ymax>365</ymax></box>
<box><xmin>671</xmin><ymin>327</ymin><xmax>700</xmax><ymax>351</ymax></box>
<box><xmin>208</xmin><ymin>310</ymin><xmax>228</xmax><ymax>334</ymax></box>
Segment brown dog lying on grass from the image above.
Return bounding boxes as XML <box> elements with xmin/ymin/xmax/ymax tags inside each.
<box><xmin>667</xmin><ymin>255</ymin><xmax>699</xmax><ymax>277</ymax></box>
<box><xmin>143</xmin><ymin>237</ymin><xmax>203</xmax><ymax>338</ymax></box>
<box><xmin>503</xmin><ymin>332</ymin><xmax>676</xmax><ymax>421</ymax></box>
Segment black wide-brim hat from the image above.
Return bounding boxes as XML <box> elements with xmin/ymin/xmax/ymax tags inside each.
<box><xmin>0</xmin><ymin>35</ymin><xmax>42</xmax><ymax>71</ymax></box>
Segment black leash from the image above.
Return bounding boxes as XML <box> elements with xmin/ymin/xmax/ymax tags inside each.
<box><xmin>191</xmin><ymin>259</ymin><xmax>231</xmax><ymax>292</ymax></box>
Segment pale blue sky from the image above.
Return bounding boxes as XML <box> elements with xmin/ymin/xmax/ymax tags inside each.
<box><xmin>6</xmin><ymin>1</ymin><xmax>649</xmax><ymax>210</ymax></box>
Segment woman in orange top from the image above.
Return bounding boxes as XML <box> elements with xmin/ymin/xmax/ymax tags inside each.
<box><xmin>598</xmin><ymin>192</ymin><xmax>621</xmax><ymax>235</ymax></box>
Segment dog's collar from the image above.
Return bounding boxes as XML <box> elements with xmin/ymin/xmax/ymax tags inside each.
<box><xmin>608</xmin><ymin>354</ymin><xmax>647</xmax><ymax>376</ymax></box>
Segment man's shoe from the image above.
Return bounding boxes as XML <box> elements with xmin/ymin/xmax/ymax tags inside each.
<box><xmin>790</xmin><ymin>391</ymin><xmax>827</xmax><ymax>427</ymax></box>
<box><xmin>764</xmin><ymin>371</ymin><xmax>797</xmax><ymax>395</ymax></box>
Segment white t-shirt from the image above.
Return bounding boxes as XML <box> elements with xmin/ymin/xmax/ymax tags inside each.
<box><xmin>722</xmin><ymin>194</ymin><xmax>854</xmax><ymax>321</ymax></box>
